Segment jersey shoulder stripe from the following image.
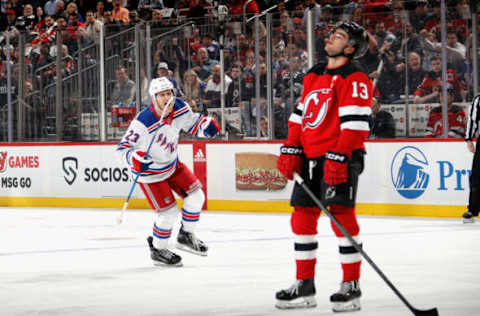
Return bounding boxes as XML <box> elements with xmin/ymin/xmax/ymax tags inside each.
<box><xmin>173</xmin><ymin>98</ymin><xmax>187</xmax><ymax>112</ymax></box>
<box><xmin>172</xmin><ymin>98</ymin><xmax>190</xmax><ymax>119</ymax></box>
<box><xmin>173</xmin><ymin>106</ymin><xmax>190</xmax><ymax>119</ymax></box>
<box><xmin>148</xmin><ymin>121</ymin><xmax>168</xmax><ymax>134</ymax></box>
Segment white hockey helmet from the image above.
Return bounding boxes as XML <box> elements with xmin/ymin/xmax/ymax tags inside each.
<box><xmin>149</xmin><ymin>77</ymin><xmax>174</xmax><ymax>107</ymax></box>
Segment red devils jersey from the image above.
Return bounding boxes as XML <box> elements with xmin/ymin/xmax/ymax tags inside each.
<box><xmin>414</xmin><ymin>69</ymin><xmax>464</xmax><ymax>98</ymax></box>
<box><xmin>425</xmin><ymin>105</ymin><xmax>466</xmax><ymax>138</ymax></box>
<box><xmin>289</xmin><ymin>61</ymin><xmax>373</xmax><ymax>158</ymax></box>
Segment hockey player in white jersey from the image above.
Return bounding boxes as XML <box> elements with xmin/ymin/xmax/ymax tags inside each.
<box><xmin>116</xmin><ymin>77</ymin><xmax>219</xmax><ymax>266</ymax></box>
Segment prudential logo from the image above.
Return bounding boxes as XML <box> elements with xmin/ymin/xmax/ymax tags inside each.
<box><xmin>391</xmin><ymin>146</ymin><xmax>429</xmax><ymax>199</ymax></box>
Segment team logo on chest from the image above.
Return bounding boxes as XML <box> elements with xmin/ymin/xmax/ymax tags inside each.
<box><xmin>302</xmin><ymin>89</ymin><xmax>331</xmax><ymax>130</ymax></box>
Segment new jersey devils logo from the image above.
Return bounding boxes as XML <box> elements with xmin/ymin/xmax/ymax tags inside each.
<box><xmin>302</xmin><ymin>90</ymin><xmax>331</xmax><ymax>130</ymax></box>
<box><xmin>0</xmin><ymin>152</ymin><xmax>7</xmax><ymax>173</ymax></box>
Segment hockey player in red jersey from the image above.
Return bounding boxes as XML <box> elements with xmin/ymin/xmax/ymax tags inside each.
<box><xmin>275</xmin><ymin>21</ymin><xmax>372</xmax><ymax>312</ymax></box>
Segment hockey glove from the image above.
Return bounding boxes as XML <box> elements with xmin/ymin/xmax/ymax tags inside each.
<box><xmin>324</xmin><ymin>151</ymin><xmax>349</xmax><ymax>186</ymax></box>
<box><xmin>277</xmin><ymin>145</ymin><xmax>303</xmax><ymax>180</ymax></box>
<box><xmin>197</xmin><ymin>116</ymin><xmax>220</xmax><ymax>138</ymax></box>
<box><xmin>131</xmin><ymin>151</ymin><xmax>153</xmax><ymax>173</ymax></box>
<box><xmin>203</xmin><ymin>117</ymin><xmax>220</xmax><ymax>138</ymax></box>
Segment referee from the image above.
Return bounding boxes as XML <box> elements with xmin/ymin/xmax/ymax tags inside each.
<box><xmin>463</xmin><ymin>94</ymin><xmax>480</xmax><ymax>223</ymax></box>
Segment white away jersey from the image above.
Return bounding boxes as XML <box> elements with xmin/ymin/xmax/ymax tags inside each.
<box><xmin>116</xmin><ymin>98</ymin><xmax>208</xmax><ymax>183</ymax></box>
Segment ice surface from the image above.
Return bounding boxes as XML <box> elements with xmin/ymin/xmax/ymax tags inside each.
<box><xmin>0</xmin><ymin>207</ymin><xmax>478</xmax><ymax>316</ymax></box>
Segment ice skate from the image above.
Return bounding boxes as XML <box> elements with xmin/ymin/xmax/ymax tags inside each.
<box><xmin>176</xmin><ymin>224</ymin><xmax>208</xmax><ymax>256</ymax></box>
<box><xmin>462</xmin><ymin>211</ymin><xmax>476</xmax><ymax>223</ymax></box>
<box><xmin>330</xmin><ymin>280</ymin><xmax>361</xmax><ymax>313</ymax></box>
<box><xmin>275</xmin><ymin>278</ymin><xmax>317</xmax><ymax>309</ymax></box>
<box><xmin>147</xmin><ymin>236</ymin><xmax>182</xmax><ymax>267</ymax></box>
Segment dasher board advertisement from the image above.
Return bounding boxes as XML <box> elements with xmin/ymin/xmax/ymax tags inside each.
<box><xmin>0</xmin><ymin>144</ymin><xmax>193</xmax><ymax>199</ymax></box>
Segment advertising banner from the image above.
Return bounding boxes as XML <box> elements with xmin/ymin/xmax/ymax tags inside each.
<box><xmin>0</xmin><ymin>140</ymin><xmax>472</xmax><ymax>216</ymax></box>
<box><xmin>0</xmin><ymin>144</ymin><xmax>193</xmax><ymax>199</ymax></box>
<box><xmin>206</xmin><ymin>143</ymin><xmax>293</xmax><ymax>202</ymax></box>
<box><xmin>358</xmin><ymin>141</ymin><xmax>472</xmax><ymax>205</ymax></box>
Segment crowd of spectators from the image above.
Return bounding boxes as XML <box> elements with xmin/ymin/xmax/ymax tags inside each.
<box><xmin>0</xmin><ymin>0</ymin><xmax>478</xmax><ymax>140</ymax></box>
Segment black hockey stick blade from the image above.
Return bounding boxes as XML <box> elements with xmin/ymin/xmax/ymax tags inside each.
<box><xmin>413</xmin><ymin>307</ymin><xmax>438</xmax><ymax>316</ymax></box>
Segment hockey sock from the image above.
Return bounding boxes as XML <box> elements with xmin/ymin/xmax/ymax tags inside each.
<box><xmin>181</xmin><ymin>188</ymin><xmax>205</xmax><ymax>232</ymax></box>
<box><xmin>152</xmin><ymin>206</ymin><xmax>178</xmax><ymax>249</ymax></box>
<box><xmin>330</xmin><ymin>205</ymin><xmax>362</xmax><ymax>281</ymax></box>
<box><xmin>292</xmin><ymin>207</ymin><xmax>320</xmax><ymax>280</ymax></box>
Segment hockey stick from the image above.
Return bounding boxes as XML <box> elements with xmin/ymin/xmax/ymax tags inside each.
<box><xmin>292</xmin><ymin>172</ymin><xmax>439</xmax><ymax>316</ymax></box>
<box><xmin>372</xmin><ymin>58</ymin><xmax>384</xmax><ymax>91</ymax></box>
<box><xmin>116</xmin><ymin>96</ymin><xmax>174</xmax><ymax>224</ymax></box>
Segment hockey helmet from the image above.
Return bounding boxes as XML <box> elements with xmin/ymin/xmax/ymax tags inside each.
<box><xmin>149</xmin><ymin>77</ymin><xmax>174</xmax><ymax>107</ymax></box>
<box><xmin>329</xmin><ymin>21</ymin><xmax>369</xmax><ymax>59</ymax></box>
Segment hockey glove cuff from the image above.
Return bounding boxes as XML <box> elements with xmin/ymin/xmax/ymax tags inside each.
<box><xmin>131</xmin><ymin>151</ymin><xmax>153</xmax><ymax>173</ymax></box>
<box><xmin>324</xmin><ymin>151</ymin><xmax>349</xmax><ymax>186</ymax></box>
<box><xmin>277</xmin><ymin>146</ymin><xmax>303</xmax><ymax>180</ymax></box>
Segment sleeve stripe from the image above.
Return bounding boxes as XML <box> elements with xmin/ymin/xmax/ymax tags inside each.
<box><xmin>466</xmin><ymin>95</ymin><xmax>480</xmax><ymax>140</ymax></box>
<box><xmin>117</xmin><ymin>142</ymin><xmax>132</xmax><ymax>150</ymax></box>
<box><xmin>189</xmin><ymin>115</ymin><xmax>207</xmax><ymax>135</ymax></box>
<box><xmin>289</xmin><ymin>112</ymin><xmax>302</xmax><ymax>124</ymax></box>
<box><xmin>339</xmin><ymin>114</ymin><xmax>371</xmax><ymax>124</ymax></box>
<box><xmin>340</xmin><ymin>121</ymin><xmax>370</xmax><ymax>131</ymax></box>
<box><xmin>339</xmin><ymin>105</ymin><xmax>372</xmax><ymax>117</ymax></box>
<box><xmin>186</xmin><ymin>115</ymin><xmax>203</xmax><ymax>133</ymax></box>
<box><xmin>293</xmin><ymin>108</ymin><xmax>303</xmax><ymax>116</ymax></box>
<box><xmin>289</xmin><ymin>104</ymin><xmax>303</xmax><ymax>124</ymax></box>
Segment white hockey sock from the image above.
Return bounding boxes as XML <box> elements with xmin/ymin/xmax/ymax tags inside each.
<box><xmin>181</xmin><ymin>189</ymin><xmax>205</xmax><ymax>232</ymax></box>
<box><xmin>152</xmin><ymin>206</ymin><xmax>178</xmax><ymax>249</ymax></box>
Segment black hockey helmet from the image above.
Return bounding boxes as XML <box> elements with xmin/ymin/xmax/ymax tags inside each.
<box><xmin>329</xmin><ymin>21</ymin><xmax>369</xmax><ymax>59</ymax></box>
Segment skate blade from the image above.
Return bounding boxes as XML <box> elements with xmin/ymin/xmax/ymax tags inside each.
<box><xmin>332</xmin><ymin>298</ymin><xmax>361</xmax><ymax>313</ymax></box>
<box><xmin>176</xmin><ymin>243</ymin><xmax>208</xmax><ymax>257</ymax></box>
<box><xmin>152</xmin><ymin>260</ymin><xmax>183</xmax><ymax>267</ymax></box>
<box><xmin>275</xmin><ymin>296</ymin><xmax>317</xmax><ymax>309</ymax></box>
<box><xmin>463</xmin><ymin>218</ymin><xmax>475</xmax><ymax>223</ymax></box>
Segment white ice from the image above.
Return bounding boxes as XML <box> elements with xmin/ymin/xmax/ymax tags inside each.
<box><xmin>0</xmin><ymin>207</ymin><xmax>479</xmax><ymax>316</ymax></box>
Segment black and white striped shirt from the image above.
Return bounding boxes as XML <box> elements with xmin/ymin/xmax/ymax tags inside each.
<box><xmin>466</xmin><ymin>94</ymin><xmax>480</xmax><ymax>141</ymax></box>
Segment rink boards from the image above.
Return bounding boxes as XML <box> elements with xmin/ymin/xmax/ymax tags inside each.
<box><xmin>0</xmin><ymin>139</ymin><xmax>472</xmax><ymax>218</ymax></box>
